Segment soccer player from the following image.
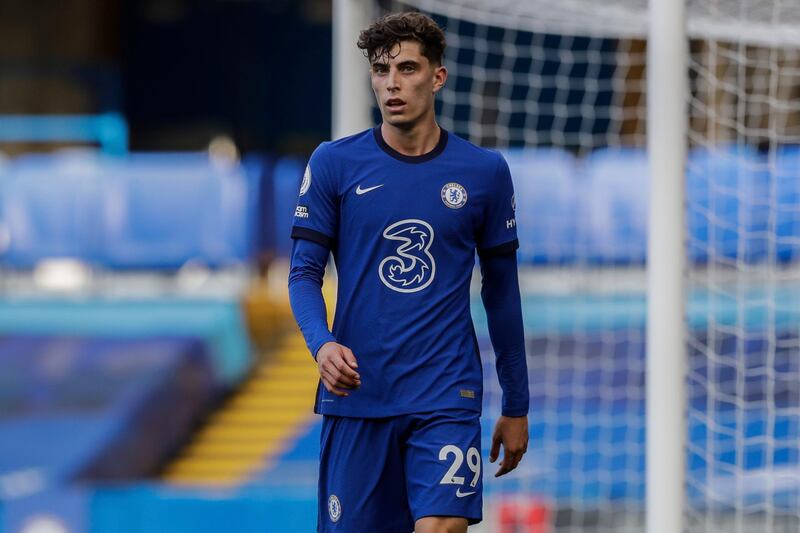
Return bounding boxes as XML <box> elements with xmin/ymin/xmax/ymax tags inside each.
<box><xmin>288</xmin><ymin>11</ymin><xmax>529</xmax><ymax>533</ymax></box>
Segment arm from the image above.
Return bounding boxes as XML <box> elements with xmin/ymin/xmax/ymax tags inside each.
<box><xmin>288</xmin><ymin>237</ymin><xmax>360</xmax><ymax>396</ymax></box>
<box><xmin>480</xmin><ymin>250</ymin><xmax>529</xmax><ymax>416</ymax></box>
<box><xmin>479</xmin><ymin>249</ymin><xmax>530</xmax><ymax>476</ymax></box>
<box><xmin>288</xmin><ymin>237</ymin><xmax>336</xmax><ymax>357</ymax></box>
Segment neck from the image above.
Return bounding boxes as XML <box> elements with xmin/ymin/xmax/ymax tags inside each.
<box><xmin>380</xmin><ymin>115</ymin><xmax>440</xmax><ymax>157</ymax></box>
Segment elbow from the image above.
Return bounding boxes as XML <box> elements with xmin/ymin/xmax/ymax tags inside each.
<box><xmin>288</xmin><ymin>264</ymin><xmax>324</xmax><ymax>288</ymax></box>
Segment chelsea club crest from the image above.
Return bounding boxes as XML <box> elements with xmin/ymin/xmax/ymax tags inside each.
<box><xmin>328</xmin><ymin>494</ymin><xmax>342</xmax><ymax>522</ymax></box>
<box><xmin>299</xmin><ymin>165</ymin><xmax>311</xmax><ymax>196</ymax></box>
<box><xmin>441</xmin><ymin>182</ymin><xmax>467</xmax><ymax>209</ymax></box>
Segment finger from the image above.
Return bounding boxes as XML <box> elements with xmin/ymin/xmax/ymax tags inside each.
<box><xmin>507</xmin><ymin>453</ymin><xmax>522</xmax><ymax>473</ymax></box>
<box><xmin>494</xmin><ymin>453</ymin><xmax>519</xmax><ymax>477</ymax></box>
<box><xmin>321</xmin><ymin>379</ymin><xmax>349</xmax><ymax>397</ymax></box>
<box><xmin>335</xmin><ymin>357</ymin><xmax>360</xmax><ymax>381</ymax></box>
<box><xmin>341</xmin><ymin>348</ymin><xmax>359</xmax><ymax>370</ymax></box>
<box><xmin>334</xmin><ymin>376</ymin><xmax>357</xmax><ymax>389</ymax></box>
<box><xmin>321</xmin><ymin>366</ymin><xmax>356</xmax><ymax>390</ymax></box>
<box><xmin>494</xmin><ymin>463</ymin><xmax>511</xmax><ymax>477</ymax></box>
<box><xmin>320</xmin><ymin>372</ymin><xmax>349</xmax><ymax>396</ymax></box>
<box><xmin>320</xmin><ymin>368</ymin><xmax>351</xmax><ymax>396</ymax></box>
<box><xmin>320</xmin><ymin>359</ymin><xmax>346</xmax><ymax>383</ymax></box>
<box><xmin>329</xmin><ymin>363</ymin><xmax>359</xmax><ymax>387</ymax></box>
<box><xmin>489</xmin><ymin>433</ymin><xmax>501</xmax><ymax>463</ymax></box>
<box><xmin>501</xmin><ymin>450</ymin><xmax>523</xmax><ymax>473</ymax></box>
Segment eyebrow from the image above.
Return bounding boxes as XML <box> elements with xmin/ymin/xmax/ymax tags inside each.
<box><xmin>371</xmin><ymin>60</ymin><xmax>421</xmax><ymax>69</ymax></box>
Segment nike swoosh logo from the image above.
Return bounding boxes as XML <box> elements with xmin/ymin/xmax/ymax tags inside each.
<box><xmin>455</xmin><ymin>489</ymin><xmax>476</xmax><ymax>498</ymax></box>
<box><xmin>356</xmin><ymin>184</ymin><xmax>384</xmax><ymax>195</ymax></box>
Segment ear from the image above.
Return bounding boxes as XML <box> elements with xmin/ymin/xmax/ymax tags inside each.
<box><xmin>432</xmin><ymin>65</ymin><xmax>447</xmax><ymax>94</ymax></box>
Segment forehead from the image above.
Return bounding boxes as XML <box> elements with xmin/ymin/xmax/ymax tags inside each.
<box><xmin>372</xmin><ymin>40</ymin><xmax>427</xmax><ymax>65</ymax></box>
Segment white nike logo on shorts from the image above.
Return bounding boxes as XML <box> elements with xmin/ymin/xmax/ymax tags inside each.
<box><xmin>455</xmin><ymin>488</ymin><xmax>476</xmax><ymax>498</ymax></box>
<box><xmin>355</xmin><ymin>184</ymin><xmax>384</xmax><ymax>195</ymax></box>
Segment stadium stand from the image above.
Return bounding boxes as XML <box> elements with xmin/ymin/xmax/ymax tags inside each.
<box><xmin>162</xmin><ymin>333</ymin><xmax>317</xmax><ymax>486</ymax></box>
<box><xmin>0</xmin><ymin>148</ymin><xmax>269</xmax><ymax>532</ymax></box>
<box><xmin>0</xmin><ymin>151</ymin><xmax>258</xmax><ymax>270</ymax></box>
<box><xmin>582</xmin><ymin>147</ymin><xmax>650</xmax><ymax>265</ymax></box>
<box><xmin>504</xmin><ymin>148</ymin><xmax>580</xmax><ymax>265</ymax></box>
<box><xmin>0</xmin><ymin>336</ymin><xmax>216</xmax><ymax>491</ymax></box>
<box><xmin>776</xmin><ymin>146</ymin><xmax>800</xmax><ymax>262</ymax></box>
<box><xmin>240</xmin><ymin>155</ymin><xmax>276</xmax><ymax>260</ymax></box>
<box><xmin>102</xmin><ymin>153</ymin><xmax>254</xmax><ymax>269</ymax></box>
<box><xmin>0</xmin><ymin>153</ymin><xmax>106</xmax><ymax>267</ymax></box>
<box><xmin>271</xmin><ymin>157</ymin><xmax>306</xmax><ymax>258</ymax></box>
<box><xmin>0</xmin><ymin>299</ymin><xmax>251</xmax><ymax>387</ymax></box>
<box><xmin>686</xmin><ymin>145</ymin><xmax>770</xmax><ymax>263</ymax></box>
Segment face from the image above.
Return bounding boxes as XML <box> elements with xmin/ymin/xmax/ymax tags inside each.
<box><xmin>370</xmin><ymin>40</ymin><xmax>447</xmax><ymax>130</ymax></box>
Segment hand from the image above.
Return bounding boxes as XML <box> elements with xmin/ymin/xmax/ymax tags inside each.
<box><xmin>489</xmin><ymin>415</ymin><xmax>529</xmax><ymax>477</ymax></box>
<box><xmin>316</xmin><ymin>342</ymin><xmax>360</xmax><ymax>397</ymax></box>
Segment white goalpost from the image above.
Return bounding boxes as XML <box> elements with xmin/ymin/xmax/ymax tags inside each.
<box><xmin>333</xmin><ymin>1</ymin><xmax>800</xmax><ymax>531</ymax></box>
<box><xmin>333</xmin><ymin>0</ymin><xmax>373</xmax><ymax>139</ymax></box>
<box><xmin>646</xmin><ymin>1</ymin><xmax>687</xmax><ymax>532</ymax></box>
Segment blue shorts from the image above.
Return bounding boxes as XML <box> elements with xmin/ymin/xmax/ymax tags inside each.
<box><xmin>318</xmin><ymin>409</ymin><xmax>483</xmax><ymax>532</ymax></box>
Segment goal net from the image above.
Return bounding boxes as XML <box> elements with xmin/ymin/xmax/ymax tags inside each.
<box><xmin>358</xmin><ymin>0</ymin><xmax>800</xmax><ymax>530</ymax></box>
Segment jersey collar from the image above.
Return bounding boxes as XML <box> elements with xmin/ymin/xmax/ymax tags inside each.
<box><xmin>372</xmin><ymin>125</ymin><xmax>449</xmax><ymax>164</ymax></box>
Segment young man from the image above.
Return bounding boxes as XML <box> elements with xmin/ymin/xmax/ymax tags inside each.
<box><xmin>288</xmin><ymin>12</ymin><xmax>529</xmax><ymax>533</ymax></box>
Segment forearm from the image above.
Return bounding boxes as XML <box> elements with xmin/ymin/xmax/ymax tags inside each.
<box><xmin>288</xmin><ymin>238</ymin><xmax>336</xmax><ymax>359</ymax></box>
<box><xmin>479</xmin><ymin>251</ymin><xmax>529</xmax><ymax>417</ymax></box>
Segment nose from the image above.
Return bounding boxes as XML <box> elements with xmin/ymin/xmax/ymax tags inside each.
<box><xmin>386</xmin><ymin>68</ymin><xmax>400</xmax><ymax>92</ymax></box>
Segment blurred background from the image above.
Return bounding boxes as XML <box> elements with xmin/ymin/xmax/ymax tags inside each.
<box><xmin>1</xmin><ymin>0</ymin><xmax>799</xmax><ymax>531</ymax></box>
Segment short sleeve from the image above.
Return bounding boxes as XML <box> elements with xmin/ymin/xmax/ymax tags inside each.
<box><xmin>291</xmin><ymin>143</ymin><xmax>339</xmax><ymax>249</ymax></box>
<box><xmin>477</xmin><ymin>153</ymin><xmax>519</xmax><ymax>258</ymax></box>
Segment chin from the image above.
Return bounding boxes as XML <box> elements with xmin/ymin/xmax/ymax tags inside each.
<box><xmin>382</xmin><ymin>114</ymin><xmax>416</xmax><ymax>130</ymax></box>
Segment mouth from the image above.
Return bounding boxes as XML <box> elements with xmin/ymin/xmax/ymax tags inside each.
<box><xmin>385</xmin><ymin>98</ymin><xmax>407</xmax><ymax>112</ymax></box>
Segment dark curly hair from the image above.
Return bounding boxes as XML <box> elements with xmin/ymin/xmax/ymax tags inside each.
<box><xmin>357</xmin><ymin>12</ymin><xmax>446</xmax><ymax>66</ymax></box>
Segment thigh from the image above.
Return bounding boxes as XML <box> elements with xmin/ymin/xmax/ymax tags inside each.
<box><xmin>404</xmin><ymin>410</ymin><xmax>483</xmax><ymax>525</ymax></box>
<box><xmin>318</xmin><ymin>415</ymin><xmax>414</xmax><ymax>533</ymax></box>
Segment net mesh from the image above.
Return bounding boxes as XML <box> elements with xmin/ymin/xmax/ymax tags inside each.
<box><xmin>369</xmin><ymin>1</ymin><xmax>800</xmax><ymax>530</ymax></box>
<box><xmin>685</xmin><ymin>25</ymin><xmax>800</xmax><ymax>533</ymax></box>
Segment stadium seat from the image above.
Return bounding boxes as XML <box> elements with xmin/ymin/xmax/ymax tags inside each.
<box><xmin>102</xmin><ymin>153</ymin><xmax>251</xmax><ymax>269</ymax></box>
<box><xmin>503</xmin><ymin>148</ymin><xmax>579</xmax><ymax>264</ymax></box>
<box><xmin>240</xmin><ymin>155</ymin><xmax>273</xmax><ymax>258</ymax></box>
<box><xmin>0</xmin><ymin>336</ymin><xmax>216</xmax><ymax>487</ymax></box>
<box><xmin>0</xmin><ymin>152</ymin><xmax>106</xmax><ymax>267</ymax></box>
<box><xmin>581</xmin><ymin>147</ymin><xmax>649</xmax><ymax>264</ymax></box>
<box><xmin>774</xmin><ymin>147</ymin><xmax>800</xmax><ymax>263</ymax></box>
<box><xmin>0</xmin><ymin>152</ymin><xmax>259</xmax><ymax>270</ymax></box>
<box><xmin>272</xmin><ymin>157</ymin><xmax>305</xmax><ymax>258</ymax></box>
<box><xmin>686</xmin><ymin>146</ymin><xmax>769</xmax><ymax>263</ymax></box>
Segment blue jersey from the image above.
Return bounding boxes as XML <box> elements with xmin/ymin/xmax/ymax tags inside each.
<box><xmin>291</xmin><ymin>127</ymin><xmax>519</xmax><ymax>418</ymax></box>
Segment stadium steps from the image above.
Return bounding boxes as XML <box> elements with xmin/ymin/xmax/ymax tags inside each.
<box><xmin>161</xmin><ymin>333</ymin><xmax>319</xmax><ymax>487</ymax></box>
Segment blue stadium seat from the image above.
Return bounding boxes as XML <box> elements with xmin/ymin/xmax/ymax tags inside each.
<box><xmin>0</xmin><ymin>336</ymin><xmax>216</xmax><ymax>487</ymax></box>
<box><xmin>686</xmin><ymin>146</ymin><xmax>769</xmax><ymax>263</ymax></box>
<box><xmin>503</xmin><ymin>148</ymin><xmax>579</xmax><ymax>264</ymax></box>
<box><xmin>102</xmin><ymin>153</ymin><xmax>251</xmax><ymax>269</ymax></box>
<box><xmin>775</xmin><ymin>147</ymin><xmax>800</xmax><ymax>262</ymax></box>
<box><xmin>0</xmin><ymin>152</ymin><xmax>106</xmax><ymax>267</ymax></box>
<box><xmin>582</xmin><ymin>147</ymin><xmax>649</xmax><ymax>264</ymax></box>
<box><xmin>241</xmin><ymin>155</ymin><xmax>274</xmax><ymax>257</ymax></box>
<box><xmin>0</xmin><ymin>152</ymin><xmax>258</xmax><ymax>270</ymax></box>
<box><xmin>272</xmin><ymin>157</ymin><xmax>305</xmax><ymax>257</ymax></box>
